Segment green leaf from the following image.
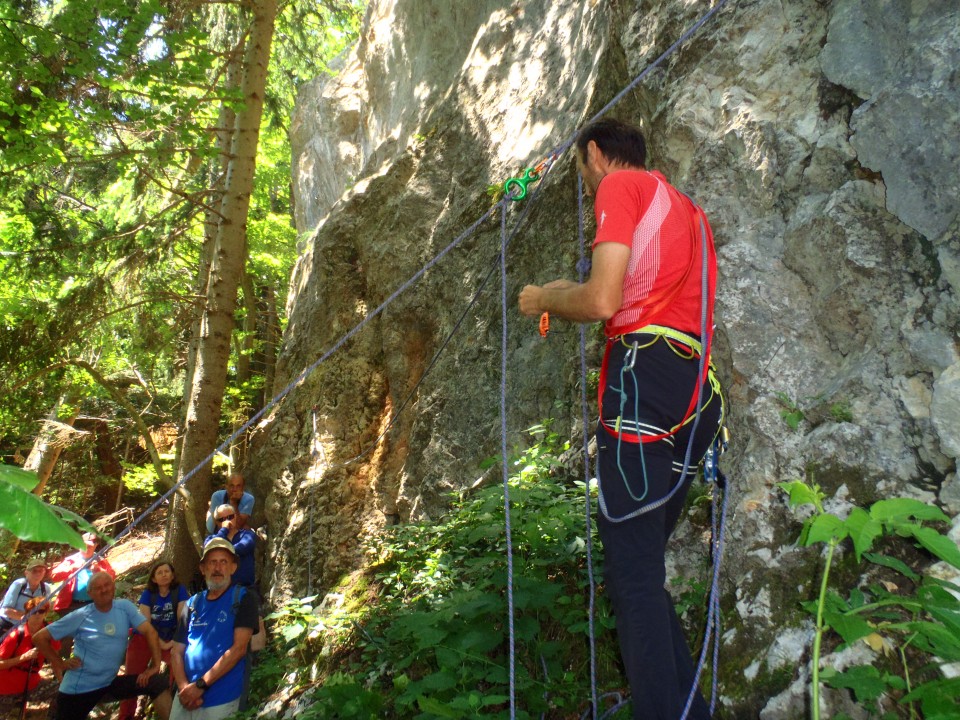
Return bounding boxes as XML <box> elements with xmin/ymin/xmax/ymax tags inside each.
<box><xmin>870</xmin><ymin>498</ymin><xmax>948</xmax><ymax>525</ymax></box>
<box><xmin>418</xmin><ymin>695</ymin><xmax>462</xmax><ymax>718</ymax></box>
<box><xmin>901</xmin><ymin>525</ymin><xmax>960</xmax><ymax>570</ymax></box>
<box><xmin>778</xmin><ymin>480</ymin><xmax>822</xmax><ymax>509</ymax></box>
<box><xmin>804</xmin><ymin>513</ymin><xmax>847</xmax><ymax>546</ymax></box>
<box><xmin>0</xmin><ymin>463</ymin><xmax>41</xmax><ymax>491</ymax></box>
<box><xmin>864</xmin><ymin>552</ymin><xmax>920</xmax><ymax>581</ymax></box>
<box><xmin>845</xmin><ymin>507</ymin><xmax>882</xmax><ymax>561</ymax></box>
<box><xmin>821</xmin><ymin>664</ymin><xmax>888</xmax><ymax>702</ymax></box>
<box><xmin>900</xmin><ymin>620</ymin><xmax>960</xmax><ymax>661</ymax></box>
<box><xmin>0</xmin><ymin>477</ymin><xmax>87</xmax><ymax>548</ymax></box>
<box><xmin>823</xmin><ymin>610</ymin><xmax>873</xmax><ymax>645</ymax></box>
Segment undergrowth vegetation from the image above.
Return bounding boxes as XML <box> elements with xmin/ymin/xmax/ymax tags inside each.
<box><xmin>252</xmin><ymin>426</ymin><xmax>717</xmax><ymax>719</ymax></box>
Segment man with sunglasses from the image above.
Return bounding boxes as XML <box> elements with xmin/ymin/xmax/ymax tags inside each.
<box><xmin>205</xmin><ymin>506</ymin><xmax>256</xmax><ymax>589</ymax></box>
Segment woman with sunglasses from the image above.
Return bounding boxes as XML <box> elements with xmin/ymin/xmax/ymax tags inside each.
<box><xmin>206</xmin><ymin>504</ymin><xmax>257</xmax><ymax>588</ymax></box>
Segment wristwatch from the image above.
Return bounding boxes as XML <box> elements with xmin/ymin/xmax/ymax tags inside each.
<box><xmin>195</xmin><ymin>677</ymin><xmax>209</xmax><ymax>691</ymax></box>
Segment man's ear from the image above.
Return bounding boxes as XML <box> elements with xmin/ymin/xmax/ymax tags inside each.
<box><xmin>586</xmin><ymin>140</ymin><xmax>599</xmax><ymax>165</ymax></box>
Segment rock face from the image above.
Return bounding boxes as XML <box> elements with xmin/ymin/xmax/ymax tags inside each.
<box><xmin>249</xmin><ymin>0</ymin><xmax>959</xmax><ymax>715</ymax></box>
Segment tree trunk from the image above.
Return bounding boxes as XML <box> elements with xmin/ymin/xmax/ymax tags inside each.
<box><xmin>168</xmin><ymin>0</ymin><xmax>279</xmax><ymax>582</ymax></box>
<box><xmin>24</xmin><ymin>396</ymin><xmax>78</xmax><ymax>497</ymax></box>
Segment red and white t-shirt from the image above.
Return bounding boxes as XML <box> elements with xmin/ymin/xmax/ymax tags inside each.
<box><xmin>592</xmin><ymin>169</ymin><xmax>716</xmax><ymax>339</ymax></box>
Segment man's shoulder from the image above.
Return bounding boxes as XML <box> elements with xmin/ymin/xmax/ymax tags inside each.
<box><xmin>113</xmin><ymin>598</ymin><xmax>142</xmax><ymax>620</ymax></box>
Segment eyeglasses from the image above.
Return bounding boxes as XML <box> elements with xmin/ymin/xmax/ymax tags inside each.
<box><xmin>217</xmin><ymin>514</ymin><xmax>236</xmax><ymax>522</ymax></box>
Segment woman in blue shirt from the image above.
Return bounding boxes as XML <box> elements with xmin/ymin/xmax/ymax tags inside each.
<box><xmin>118</xmin><ymin>561</ymin><xmax>188</xmax><ymax>720</ymax></box>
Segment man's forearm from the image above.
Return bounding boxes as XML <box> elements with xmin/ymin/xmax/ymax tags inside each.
<box><xmin>199</xmin><ymin>639</ymin><xmax>249</xmax><ymax>686</ymax></box>
<box><xmin>170</xmin><ymin>646</ymin><xmax>188</xmax><ymax>689</ymax></box>
<box><xmin>31</xmin><ymin>630</ymin><xmax>61</xmax><ymax>668</ymax></box>
<box><xmin>520</xmin><ymin>282</ymin><xmax>614</xmax><ymax>323</ymax></box>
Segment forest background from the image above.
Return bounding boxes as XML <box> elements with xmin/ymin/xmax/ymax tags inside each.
<box><xmin>0</xmin><ymin>0</ymin><xmax>365</xmax><ymax>573</ymax></box>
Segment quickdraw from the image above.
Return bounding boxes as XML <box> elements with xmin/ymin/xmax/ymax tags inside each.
<box><xmin>539</xmin><ymin>312</ymin><xmax>550</xmax><ymax>338</ymax></box>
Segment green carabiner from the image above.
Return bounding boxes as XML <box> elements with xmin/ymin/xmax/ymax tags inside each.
<box><xmin>503</xmin><ymin>167</ymin><xmax>541</xmax><ymax>201</ymax></box>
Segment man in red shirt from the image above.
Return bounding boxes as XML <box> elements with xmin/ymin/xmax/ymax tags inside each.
<box><xmin>519</xmin><ymin>118</ymin><xmax>725</xmax><ymax>720</ymax></box>
<box><xmin>50</xmin><ymin>533</ymin><xmax>116</xmax><ymax>614</ymax></box>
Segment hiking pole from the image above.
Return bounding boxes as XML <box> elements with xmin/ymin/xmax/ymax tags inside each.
<box><xmin>18</xmin><ymin>657</ymin><xmax>34</xmax><ymax>720</ymax></box>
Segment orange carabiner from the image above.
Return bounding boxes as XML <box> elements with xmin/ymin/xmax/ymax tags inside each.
<box><xmin>538</xmin><ymin>312</ymin><xmax>550</xmax><ymax>338</ymax></box>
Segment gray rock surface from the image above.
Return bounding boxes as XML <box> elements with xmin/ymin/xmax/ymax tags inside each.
<box><xmin>249</xmin><ymin>0</ymin><xmax>960</xmax><ymax>715</ymax></box>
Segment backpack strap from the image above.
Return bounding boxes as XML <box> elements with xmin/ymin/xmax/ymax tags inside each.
<box><xmin>185</xmin><ymin>593</ymin><xmax>199</xmax><ymax>632</ymax></box>
<box><xmin>230</xmin><ymin>585</ymin><xmax>245</xmax><ymax>617</ymax></box>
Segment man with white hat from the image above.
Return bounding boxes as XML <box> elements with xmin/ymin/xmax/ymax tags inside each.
<box><xmin>170</xmin><ymin>538</ymin><xmax>257</xmax><ymax>720</ymax></box>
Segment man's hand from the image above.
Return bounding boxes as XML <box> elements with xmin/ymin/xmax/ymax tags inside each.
<box><xmin>52</xmin><ymin>656</ymin><xmax>81</xmax><ymax>681</ymax></box>
<box><xmin>137</xmin><ymin>665</ymin><xmax>159</xmax><ymax>687</ymax></box>
<box><xmin>17</xmin><ymin>648</ymin><xmax>39</xmax><ymax>664</ymax></box>
<box><xmin>519</xmin><ymin>285</ymin><xmax>545</xmax><ymax>317</ymax></box>
<box><xmin>178</xmin><ymin>682</ymin><xmax>205</xmax><ymax>709</ymax></box>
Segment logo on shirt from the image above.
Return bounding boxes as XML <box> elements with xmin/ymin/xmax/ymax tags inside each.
<box><xmin>600</xmin><ymin>210</ymin><xmax>607</xmax><ymax>229</ymax></box>
<box><xmin>218</xmin><ymin>610</ymin><xmax>229</xmax><ymax>624</ymax></box>
<box><xmin>104</xmin><ymin>623</ymin><xmax>117</xmax><ymax>636</ymax></box>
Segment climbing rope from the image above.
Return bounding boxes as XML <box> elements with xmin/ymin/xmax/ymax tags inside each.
<box><xmin>500</xmin><ymin>199</ymin><xmax>518</xmax><ymax>719</ymax></box>
<box><xmin>577</xmin><ymin>173</ymin><xmax>600</xmax><ymax>720</ymax></box>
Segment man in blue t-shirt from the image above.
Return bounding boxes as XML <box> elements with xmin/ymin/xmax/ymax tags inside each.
<box><xmin>171</xmin><ymin>538</ymin><xmax>257</xmax><ymax>720</ymax></box>
<box><xmin>205</xmin><ymin>474</ymin><xmax>255</xmax><ymax>534</ymax></box>
<box><xmin>32</xmin><ymin>572</ymin><xmax>172</xmax><ymax>720</ymax></box>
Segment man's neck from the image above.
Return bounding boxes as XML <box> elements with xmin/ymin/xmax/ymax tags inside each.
<box><xmin>206</xmin><ymin>584</ymin><xmax>231</xmax><ymax>601</ymax></box>
<box><xmin>93</xmin><ymin>600</ymin><xmax>113</xmax><ymax>612</ymax></box>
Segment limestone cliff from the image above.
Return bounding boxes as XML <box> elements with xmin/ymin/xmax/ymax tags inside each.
<box><xmin>248</xmin><ymin>0</ymin><xmax>960</xmax><ymax>715</ymax></box>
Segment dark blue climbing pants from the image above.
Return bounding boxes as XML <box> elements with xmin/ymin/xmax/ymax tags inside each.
<box><xmin>596</xmin><ymin>335</ymin><xmax>723</xmax><ymax>720</ymax></box>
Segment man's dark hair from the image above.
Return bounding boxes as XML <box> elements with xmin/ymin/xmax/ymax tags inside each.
<box><xmin>575</xmin><ymin>118</ymin><xmax>647</xmax><ymax>168</ymax></box>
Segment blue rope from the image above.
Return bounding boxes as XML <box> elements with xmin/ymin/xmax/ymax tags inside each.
<box><xmin>500</xmin><ymin>199</ymin><xmax>517</xmax><ymax>719</ymax></box>
<box><xmin>681</xmin><ymin>446</ymin><xmax>730</xmax><ymax>719</ymax></box>
<box><xmin>578</xmin><ymin>175</ymin><xmax>599</xmax><ymax>720</ymax></box>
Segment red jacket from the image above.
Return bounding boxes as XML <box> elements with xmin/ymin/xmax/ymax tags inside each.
<box><xmin>49</xmin><ymin>553</ymin><xmax>116</xmax><ymax>611</ymax></box>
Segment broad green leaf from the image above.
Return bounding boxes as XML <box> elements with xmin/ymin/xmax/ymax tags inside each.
<box><xmin>821</xmin><ymin>664</ymin><xmax>888</xmax><ymax>702</ymax></box>
<box><xmin>417</xmin><ymin>696</ymin><xmax>461</xmax><ymax>718</ymax></box>
<box><xmin>778</xmin><ymin>480</ymin><xmax>822</xmax><ymax>509</ymax></box>
<box><xmin>864</xmin><ymin>552</ymin><xmax>920</xmax><ymax>582</ymax></box>
<box><xmin>870</xmin><ymin>498</ymin><xmax>948</xmax><ymax>525</ymax></box>
<box><xmin>902</xmin><ymin>675</ymin><xmax>960</xmax><ymax>707</ymax></box>
<box><xmin>823</xmin><ymin>609</ymin><xmax>873</xmax><ymax>645</ymax></box>
<box><xmin>845</xmin><ymin>507</ymin><xmax>882</xmax><ymax>560</ymax></box>
<box><xmin>0</xmin><ymin>464</ymin><xmax>41</xmax><ymax>491</ymax></box>
<box><xmin>0</xmin><ymin>479</ymin><xmax>86</xmax><ymax>548</ymax></box>
<box><xmin>899</xmin><ymin>620</ymin><xmax>960</xmax><ymax>661</ymax></box>
<box><xmin>901</xmin><ymin>525</ymin><xmax>960</xmax><ymax>570</ymax></box>
<box><xmin>804</xmin><ymin>513</ymin><xmax>847</xmax><ymax>546</ymax></box>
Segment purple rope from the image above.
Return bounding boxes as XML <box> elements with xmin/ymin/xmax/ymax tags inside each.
<box><xmin>500</xmin><ymin>199</ymin><xmax>517</xmax><ymax>719</ymax></box>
